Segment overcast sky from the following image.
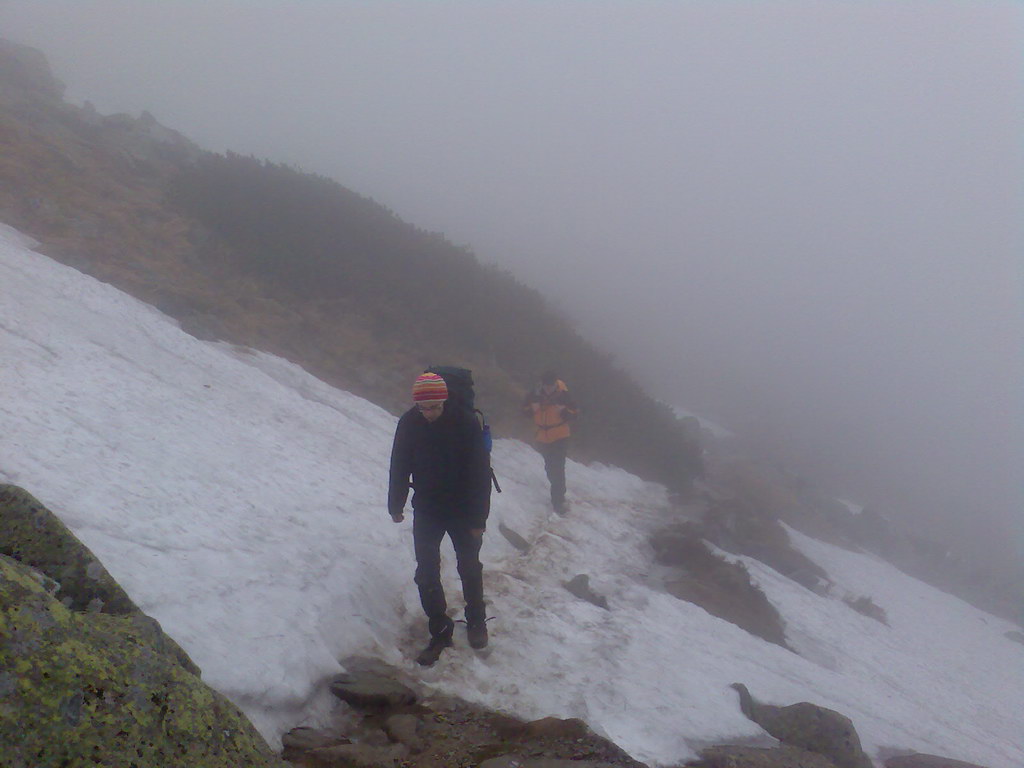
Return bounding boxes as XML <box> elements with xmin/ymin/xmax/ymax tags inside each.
<box><xmin>1</xmin><ymin>1</ymin><xmax>1021</xmax><ymax>561</ymax></box>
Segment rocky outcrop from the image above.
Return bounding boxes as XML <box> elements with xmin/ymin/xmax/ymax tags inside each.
<box><xmin>328</xmin><ymin>670</ymin><xmax>416</xmax><ymax>709</ymax></box>
<box><xmin>0</xmin><ymin>484</ymin><xmax>199</xmax><ymax>674</ymax></box>
<box><xmin>564</xmin><ymin>573</ymin><xmax>610</xmax><ymax>610</ymax></box>
<box><xmin>97</xmin><ymin>108</ymin><xmax>201</xmax><ymax>166</ymax></box>
<box><xmin>700</xmin><ymin>499</ymin><xmax>833</xmax><ymax>594</ymax></box>
<box><xmin>480</xmin><ymin>758</ymin><xmax>627</xmax><ymax>768</ymax></box>
<box><xmin>730</xmin><ymin>684</ymin><xmax>873</xmax><ymax>768</ymax></box>
<box><xmin>0</xmin><ymin>485</ymin><xmax>285</xmax><ymax>766</ymax></box>
<box><xmin>2</xmin><ymin>484</ymin><xmax>140</xmax><ymax>614</ymax></box>
<box><xmin>687</xmin><ymin>744</ymin><xmax>840</xmax><ymax>767</ymax></box>
<box><xmin>499</xmin><ymin>521</ymin><xmax>532</xmax><ymax>552</ymax></box>
<box><xmin>652</xmin><ymin>525</ymin><xmax>790</xmax><ymax>649</ymax></box>
<box><xmin>283</xmin><ymin>661</ymin><xmax>646</xmax><ymax>768</ymax></box>
<box><xmin>885</xmin><ymin>754</ymin><xmax>989</xmax><ymax>768</ymax></box>
<box><xmin>842</xmin><ymin>593</ymin><xmax>889</xmax><ymax>625</ymax></box>
<box><xmin>0</xmin><ymin>38</ymin><xmax>65</xmax><ymax>106</ymax></box>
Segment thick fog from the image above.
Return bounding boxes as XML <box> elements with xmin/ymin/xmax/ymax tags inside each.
<box><xmin>1</xmin><ymin>1</ymin><xmax>1020</xmax><ymax>564</ymax></box>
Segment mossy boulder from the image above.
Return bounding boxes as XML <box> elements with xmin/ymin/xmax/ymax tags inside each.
<box><xmin>0</xmin><ymin>485</ymin><xmax>286</xmax><ymax>766</ymax></box>
<box><xmin>0</xmin><ymin>484</ymin><xmax>138</xmax><ymax>615</ymax></box>
<box><xmin>0</xmin><ymin>483</ymin><xmax>198</xmax><ymax>675</ymax></box>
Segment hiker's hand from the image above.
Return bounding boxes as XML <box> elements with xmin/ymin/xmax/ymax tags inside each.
<box><xmin>390</xmin><ymin>511</ymin><xmax>405</xmax><ymax>523</ymax></box>
<box><xmin>469</xmin><ymin>528</ymin><xmax>484</xmax><ymax>539</ymax></box>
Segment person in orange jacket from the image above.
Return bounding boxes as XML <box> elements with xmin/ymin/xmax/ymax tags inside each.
<box><xmin>522</xmin><ymin>370</ymin><xmax>578</xmax><ymax>514</ymax></box>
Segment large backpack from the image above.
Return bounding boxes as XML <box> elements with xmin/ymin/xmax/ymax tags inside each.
<box><xmin>426</xmin><ymin>366</ymin><xmax>501</xmax><ymax>493</ymax></box>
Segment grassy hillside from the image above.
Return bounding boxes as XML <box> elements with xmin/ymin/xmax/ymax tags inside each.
<box><xmin>166</xmin><ymin>151</ymin><xmax>704</xmax><ymax>488</ymax></box>
<box><xmin>0</xmin><ymin>38</ymin><xmax>702</xmax><ymax>492</ymax></box>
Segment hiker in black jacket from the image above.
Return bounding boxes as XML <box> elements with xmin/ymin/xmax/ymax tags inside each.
<box><xmin>388</xmin><ymin>372</ymin><xmax>492</xmax><ymax>665</ymax></box>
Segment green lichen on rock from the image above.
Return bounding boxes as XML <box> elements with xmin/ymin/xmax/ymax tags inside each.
<box><xmin>0</xmin><ymin>485</ymin><xmax>286</xmax><ymax>766</ymax></box>
<box><xmin>0</xmin><ymin>483</ymin><xmax>199</xmax><ymax>676</ymax></box>
<box><xmin>1</xmin><ymin>554</ymin><xmax>284</xmax><ymax>767</ymax></box>
<box><xmin>0</xmin><ymin>484</ymin><xmax>137</xmax><ymax>614</ymax></box>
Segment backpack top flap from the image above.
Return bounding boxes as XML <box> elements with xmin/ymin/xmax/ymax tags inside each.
<box><xmin>426</xmin><ymin>366</ymin><xmax>475</xmax><ymax>412</ymax></box>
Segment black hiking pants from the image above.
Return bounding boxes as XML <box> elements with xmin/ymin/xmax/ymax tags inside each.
<box><xmin>538</xmin><ymin>438</ymin><xmax>568</xmax><ymax>509</ymax></box>
<box><xmin>413</xmin><ymin>510</ymin><xmax>485</xmax><ymax>634</ymax></box>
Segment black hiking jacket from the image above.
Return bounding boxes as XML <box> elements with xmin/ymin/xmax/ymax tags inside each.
<box><xmin>388</xmin><ymin>405</ymin><xmax>491</xmax><ymax>528</ymax></box>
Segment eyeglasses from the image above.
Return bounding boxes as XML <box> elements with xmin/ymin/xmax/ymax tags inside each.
<box><xmin>416</xmin><ymin>402</ymin><xmax>444</xmax><ymax>413</ymax></box>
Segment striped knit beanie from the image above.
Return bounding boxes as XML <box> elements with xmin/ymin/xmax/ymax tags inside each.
<box><xmin>412</xmin><ymin>372</ymin><xmax>448</xmax><ymax>403</ymax></box>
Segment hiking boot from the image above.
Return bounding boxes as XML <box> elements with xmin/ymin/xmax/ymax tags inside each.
<box><xmin>416</xmin><ymin>615</ymin><xmax>454</xmax><ymax>666</ymax></box>
<box><xmin>466</xmin><ymin>619</ymin><xmax>489</xmax><ymax>650</ymax></box>
<box><xmin>415</xmin><ymin>633</ymin><xmax>453</xmax><ymax>666</ymax></box>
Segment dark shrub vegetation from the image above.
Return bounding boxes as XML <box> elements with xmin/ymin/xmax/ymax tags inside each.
<box><xmin>169</xmin><ymin>153</ymin><xmax>702</xmax><ymax>490</ymax></box>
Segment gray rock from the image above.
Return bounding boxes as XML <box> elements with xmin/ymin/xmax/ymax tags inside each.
<box><xmin>0</xmin><ymin>484</ymin><xmax>199</xmax><ymax>676</ymax></box>
<box><xmin>731</xmin><ymin>684</ymin><xmax>872</xmax><ymax>768</ymax></box>
<box><xmin>282</xmin><ymin>725</ymin><xmax>350</xmax><ymax>751</ymax></box>
<box><xmin>0</xmin><ymin>540</ymin><xmax>284</xmax><ymax>767</ymax></box>
<box><xmin>329</xmin><ymin>671</ymin><xmax>417</xmax><ymax>709</ymax></box>
<box><xmin>361</xmin><ymin>727</ymin><xmax>393</xmax><ymax>747</ymax></box>
<box><xmin>689</xmin><ymin>744</ymin><xmax>840</xmax><ymax>767</ymax></box>
<box><xmin>1</xmin><ymin>484</ymin><xmax>140</xmax><ymax>615</ymax></box>
<box><xmin>0</xmin><ymin>38</ymin><xmax>66</xmax><ymax>105</ymax></box>
<box><xmin>479</xmin><ymin>758</ymin><xmax>528</xmax><ymax>768</ymax></box>
<box><xmin>885</xmin><ymin>754</ymin><xmax>989</xmax><ymax>768</ymax></box>
<box><xmin>521</xmin><ymin>715</ymin><xmax>593</xmax><ymax>740</ymax></box>
<box><xmin>480</xmin><ymin>757</ymin><xmax>622</xmax><ymax>768</ymax></box>
<box><xmin>499</xmin><ymin>522</ymin><xmax>531</xmax><ymax>553</ymax></box>
<box><xmin>384</xmin><ymin>713</ymin><xmax>424</xmax><ymax>752</ymax></box>
<box><xmin>564</xmin><ymin>574</ymin><xmax>610</xmax><ymax>610</ymax></box>
<box><xmin>307</xmin><ymin>741</ymin><xmax>408</xmax><ymax>767</ymax></box>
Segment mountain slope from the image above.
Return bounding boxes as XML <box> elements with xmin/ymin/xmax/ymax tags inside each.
<box><xmin>2</xmin><ymin>224</ymin><xmax>1021</xmax><ymax>768</ymax></box>
<box><xmin>6</xmin><ymin>37</ymin><xmax>1014</xmax><ymax>630</ymax></box>
<box><xmin>0</xmin><ymin>37</ymin><xmax>702</xmax><ymax>493</ymax></box>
